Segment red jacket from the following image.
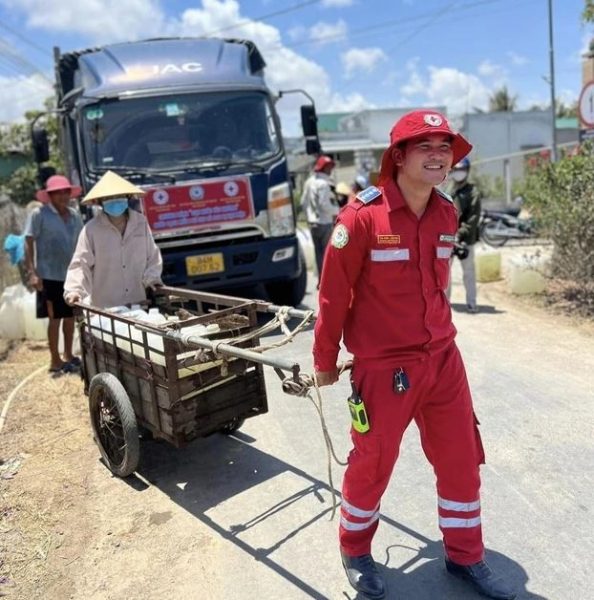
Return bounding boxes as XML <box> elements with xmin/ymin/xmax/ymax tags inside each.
<box><xmin>313</xmin><ymin>180</ymin><xmax>459</xmax><ymax>371</ymax></box>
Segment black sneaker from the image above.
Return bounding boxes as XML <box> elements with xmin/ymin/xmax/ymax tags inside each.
<box><xmin>341</xmin><ymin>551</ymin><xmax>386</xmax><ymax>599</ymax></box>
<box><xmin>445</xmin><ymin>558</ymin><xmax>516</xmax><ymax>599</ymax></box>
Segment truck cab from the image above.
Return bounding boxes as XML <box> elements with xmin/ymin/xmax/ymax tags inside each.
<box><xmin>42</xmin><ymin>37</ymin><xmax>320</xmax><ymax>306</ymax></box>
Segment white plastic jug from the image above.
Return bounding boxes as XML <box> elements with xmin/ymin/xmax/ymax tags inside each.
<box><xmin>0</xmin><ymin>284</ymin><xmax>26</xmax><ymax>339</ymax></box>
<box><xmin>23</xmin><ymin>289</ymin><xmax>48</xmax><ymax>341</ymax></box>
<box><xmin>507</xmin><ymin>255</ymin><xmax>548</xmax><ymax>295</ymax></box>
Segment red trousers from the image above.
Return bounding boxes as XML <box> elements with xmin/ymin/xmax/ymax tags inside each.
<box><xmin>340</xmin><ymin>344</ymin><xmax>485</xmax><ymax>565</ymax></box>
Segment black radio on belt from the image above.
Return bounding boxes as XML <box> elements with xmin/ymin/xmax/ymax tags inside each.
<box><xmin>393</xmin><ymin>368</ymin><xmax>410</xmax><ymax>394</ymax></box>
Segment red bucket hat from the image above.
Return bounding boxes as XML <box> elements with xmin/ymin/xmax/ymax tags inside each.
<box><xmin>379</xmin><ymin>110</ymin><xmax>472</xmax><ymax>184</ymax></box>
<box><xmin>36</xmin><ymin>175</ymin><xmax>82</xmax><ymax>203</ymax></box>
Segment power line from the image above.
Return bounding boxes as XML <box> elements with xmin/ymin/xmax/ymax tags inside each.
<box><xmin>284</xmin><ymin>0</ymin><xmax>518</xmax><ymax>50</ymax></box>
<box><xmin>0</xmin><ymin>19</ymin><xmax>48</xmax><ymax>56</ymax></box>
<box><xmin>202</xmin><ymin>0</ymin><xmax>323</xmax><ymax>37</ymax></box>
<box><xmin>0</xmin><ymin>37</ymin><xmax>52</xmax><ymax>82</ymax></box>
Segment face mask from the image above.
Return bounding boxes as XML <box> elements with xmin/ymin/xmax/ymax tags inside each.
<box><xmin>102</xmin><ymin>198</ymin><xmax>129</xmax><ymax>217</ymax></box>
<box><xmin>451</xmin><ymin>170</ymin><xmax>468</xmax><ymax>183</ymax></box>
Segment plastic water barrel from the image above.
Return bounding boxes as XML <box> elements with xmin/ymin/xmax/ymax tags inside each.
<box><xmin>475</xmin><ymin>248</ymin><xmax>502</xmax><ymax>283</ymax></box>
<box><xmin>507</xmin><ymin>256</ymin><xmax>548</xmax><ymax>295</ymax></box>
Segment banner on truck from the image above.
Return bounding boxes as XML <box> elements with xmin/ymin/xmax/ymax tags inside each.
<box><xmin>142</xmin><ymin>177</ymin><xmax>254</xmax><ymax>235</ymax></box>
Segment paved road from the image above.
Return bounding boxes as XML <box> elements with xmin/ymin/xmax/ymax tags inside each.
<box><xmin>72</xmin><ymin>256</ymin><xmax>593</xmax><ymax>600</ymax></box>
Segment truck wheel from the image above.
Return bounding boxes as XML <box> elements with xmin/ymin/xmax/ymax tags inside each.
<box><xmin>89</xmin><ymin>373</ymin><xmax>140</xmax><ymax>477</ymax></box>
<box><xmin>266</xmin><ymin>248</ymin><xmax>307</xmax><ymax>307</ymax></box>
<box><xmin>219</xmin><ymin>417</ymin><xmax>245</xmax><ymax>435</ymax></box>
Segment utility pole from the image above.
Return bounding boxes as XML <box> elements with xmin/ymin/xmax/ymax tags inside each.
<box><xmin>548</xmin><ymin>0</ymin><xmax>558</xmax><ymax>162</ymax></box>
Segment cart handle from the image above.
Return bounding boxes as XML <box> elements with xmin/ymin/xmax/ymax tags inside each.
<box><xmin>133</xmin><ymin>323</ymin><xmax>301</xmax><ymax>378</ymax></box>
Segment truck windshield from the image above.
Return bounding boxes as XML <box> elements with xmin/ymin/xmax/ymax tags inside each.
<box><xmin>81</xmin><ymin>91</ymin><xmax>281</xmax><ymax>172</ymax></box>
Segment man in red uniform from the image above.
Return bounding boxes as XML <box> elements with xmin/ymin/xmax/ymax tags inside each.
<box><xmin>314</xmin><ymin>110</ymin><xmax>515</xmax><ymax>600</ymax></box>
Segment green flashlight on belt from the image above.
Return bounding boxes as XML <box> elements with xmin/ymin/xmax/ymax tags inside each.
<box><xmin>347</xmin><ymin>381</ymin><xmax>370</xmax><ymax>434</ymax></box>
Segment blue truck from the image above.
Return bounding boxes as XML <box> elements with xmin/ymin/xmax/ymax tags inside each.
<box><xmin>33</xmin><ymin>37</ymin><xmax>321</xmax><ymax>306</ymax></box>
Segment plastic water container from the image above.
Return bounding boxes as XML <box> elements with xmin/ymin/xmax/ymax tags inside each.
<box><xmin>23</xmin><ymin>290</ymin><xmax>48</xmax><ymax>340</ymax></box>
<box><xmin>507</xmin><ymin>255</ymin><xmax>548</xmax><ymax>295</ymax></box>
<box><xmin>475</xmin><ymin>248</ymin><xmax>502</xmax><ymax>282</ymax></box>
<box><xmin>0</xmin><ymin>284</ymin><xmax>27</xmax><ymax>339</ymax></box>
<box><xmin>297</xmin><ymin>226</ymin><xmax>315</xmax><ymax>272</ymax></box>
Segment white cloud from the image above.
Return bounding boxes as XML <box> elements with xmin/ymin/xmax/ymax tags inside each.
<box><xmin>0</xmin><ymin>0</ymin><xmax>169</xmax><ymax>42</ymax></box>
<box><xmin>507</xmin><ymin>51</ymin><xmax>529</xmax><ymax>66</ymax></box>
<box><xmin>341</xmin><ymin>47</ymin><xmax>387</xmax><ymax>79</ymax></box>
<box><xmin>0</xmin><ymin>0</ymin><xmax>374</xmax><ymax>130</ymax></box>
<box><xmin>477</xmin><ymin>59</ymin><xmax>506</xmax><ymax>81</ymax></box>
<box><xmin>309</xmin><ymin>19</ymin><xmax>348</xmax><ymax>44</ymax></box>
<box><xmin>0</xmin><ymin>74</ymin><xmax>53</xmax><ymax>122</ymax></box>
<box><xmin>321</xmin><ymin>0</ymin><xmax>354</xmax><ymax>6</ymax></box>
<box><xmin>287</xmin><ymin>25</ymin><xmax>307</xmax><ymax>42</ymax></box>
<box><xmin>401</xmin><ymin>64</ymin><xmax>492</xmax><ymax>115</ymax></box>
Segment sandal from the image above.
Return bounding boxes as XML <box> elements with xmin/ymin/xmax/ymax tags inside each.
<box><xmin>66</xmin><ymin>356</ymin><xmax>82</xmax><ymax>368</ymax></box>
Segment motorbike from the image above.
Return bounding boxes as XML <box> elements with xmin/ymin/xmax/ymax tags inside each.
<box><xmin>479</xmin><ymin>201</ymin><xmax>536</xmax><ymax>247</ymax></box>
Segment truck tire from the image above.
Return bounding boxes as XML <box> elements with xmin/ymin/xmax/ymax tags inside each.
<box><xmin>89</xmin><ymin>373</ymin><xmax>140</xmax><ymax>478</ymax></box>
<box><xmin>266</xmin><ymin>248</ymin><xmax>307</xmax><ymax>307</ymax></box>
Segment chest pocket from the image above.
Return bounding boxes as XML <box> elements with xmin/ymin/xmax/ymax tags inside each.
<box><xmin>434</xmin><ymin>245</ymin><xmax>452</xmax><ymax>290</ymax></box>
<box><xmin>366</xmin><ymin>247</ymin><xmax>416</xmax><ymax>295</ymax></box>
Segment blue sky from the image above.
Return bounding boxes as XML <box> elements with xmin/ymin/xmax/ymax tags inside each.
<box><xmin>0</xmin><ymin>0</ymin><xmax>590</xmax><ymax>133</ymax></box>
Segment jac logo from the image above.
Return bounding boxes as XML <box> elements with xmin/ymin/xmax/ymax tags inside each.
<box><xmin>154</xmin><ymin>62</ymin><xmax>203</xmax><ymax>75</ymax></box>
<box><xmin>120</xmin><ymin>63</ymin><xmax>203</xmax><ymax>81</ymax></box>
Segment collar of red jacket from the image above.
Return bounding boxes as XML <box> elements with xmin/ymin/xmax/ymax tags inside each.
<box><xmin>381</xmin><ymin>178</ymin><xmax>443</xmax><ymax>213</ymax></box>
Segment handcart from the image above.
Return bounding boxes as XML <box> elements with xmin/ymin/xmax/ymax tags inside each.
<box><xmin>76</xmin><ymin>286</ymin><xmax>314</xmax><ymax>477</ymax></box>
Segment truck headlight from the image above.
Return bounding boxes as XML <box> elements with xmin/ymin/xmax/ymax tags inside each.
<box><xmin>267</xmin><ymin>182</ymin><xmax>295</xmax><ymax>237</ymax></box>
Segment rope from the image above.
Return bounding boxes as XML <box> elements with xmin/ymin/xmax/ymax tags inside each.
<box><xmin>0</xmin><ymin>365</ymin><xmax>46</xmax><ymax>435</ymax></box>
<box><xmin>281</xmin><ymin>363</ymin><xmax>352</xmax><ymax>520</ymax></box>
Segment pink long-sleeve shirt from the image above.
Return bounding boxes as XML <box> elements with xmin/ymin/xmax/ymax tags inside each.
<box><xmin>64</xmin><ymin>209</ymin><xmax>162</xmax><ymax>308</ymax></box>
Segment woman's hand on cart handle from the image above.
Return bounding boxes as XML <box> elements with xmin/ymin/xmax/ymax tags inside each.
<box><xmin>65</xmin><ymin>291</ymin><xmax>81</xmax><ymax>306</ymax></box>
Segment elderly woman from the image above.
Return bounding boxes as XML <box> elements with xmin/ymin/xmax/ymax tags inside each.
<box><xmin>64</xmin><ymin>171</ymin><xmax>162</xmax><ymax>308</ymax></box>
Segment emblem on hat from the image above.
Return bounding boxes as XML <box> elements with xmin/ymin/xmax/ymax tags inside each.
<box><xmin>424</xmin><ymin>114</ymin><xmax>443</xmax><ymax>127</ymax></box>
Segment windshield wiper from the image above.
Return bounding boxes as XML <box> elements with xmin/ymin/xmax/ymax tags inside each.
<box><xmin>93</xmin><ymin>166</ymin><xmax>176</xmax><ymax>184</ymax></box>
<box><xmin>181</xmin><ymin>159</ymin><xmax>267</xmax><ymax>175</ymax></box>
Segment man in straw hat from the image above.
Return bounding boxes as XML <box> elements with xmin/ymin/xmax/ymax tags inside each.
<box><xmin>313</xmin><ymin>111</ymin><xmax>515</xmax><ymax>599</ymax></box>
<box><xmin>24</xmin><ymin>175</ymin><xmax>84</xmax><ymax>374</ymax></box>
<box><xmin>64</xmin><ymin>171</ymin><xmax>162</xmax><ymax>309</ymax></box>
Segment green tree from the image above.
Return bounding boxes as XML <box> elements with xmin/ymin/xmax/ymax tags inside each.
<box><xmin>0</xmin><ymin>97</ymin><xmax>63</xmax><ymax>206</ymax></box>
<box><xmin>488</xmin><ymin>85</ymin><xmax>518</xmax><ymax>112</ymax></box>
<box><xmin>522</xmin><ymin>145</ymin><xmax>594</xmax><ymax>306</ymax></box>
<box><xmin>583</xmin><ymin>0</ymin><xmax>594</xmax><ymax>22</ymax></box>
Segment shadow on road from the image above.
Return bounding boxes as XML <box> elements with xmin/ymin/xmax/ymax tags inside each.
<box><xmin>450</xmin><ymin>302</ymin><xmax>506</xmax><ymax>315</ymax></box>
<box><xmin>128</xmin><ymin>433</ymin><xmax>544</xmax><ymax>599</ymax></box>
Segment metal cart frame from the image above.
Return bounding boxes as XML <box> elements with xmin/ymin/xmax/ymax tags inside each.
<box><xmin>77</xmin><ymin>286</ymin><xmax>313</xmax><ymax>477</ymax></box>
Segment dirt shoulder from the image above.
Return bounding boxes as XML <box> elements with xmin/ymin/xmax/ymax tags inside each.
<box><xmin>0</xmin><ymin>342</ymin><xmax>96</xmax><ymax>600</ymax></box>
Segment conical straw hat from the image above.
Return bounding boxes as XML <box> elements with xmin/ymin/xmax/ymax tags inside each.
<box><xmin>82</xmin><ymin>171</ymin><xmax>145</xmax><ymax>204</ymax></box>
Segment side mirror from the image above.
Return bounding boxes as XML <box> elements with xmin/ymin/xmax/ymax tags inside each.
<box><xmin>32</xmin><ymin>128</ymin><xmax>50</xmax><ymax>164</ymax></box>
<box><xmin>305</xmin><ymin>138</ymin><xmax>321</xmax><ymax>155</ymax></box>
<box><xmin>301</xmin><ymin>105</ymin><xmax>318</xmax><ymax>138</ymax></box>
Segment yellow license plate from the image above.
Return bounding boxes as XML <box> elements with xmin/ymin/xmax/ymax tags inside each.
<box><xmin>186</xmin><ymin>253</ymin><xmax>225</xmax><ymax>276</ymax></box>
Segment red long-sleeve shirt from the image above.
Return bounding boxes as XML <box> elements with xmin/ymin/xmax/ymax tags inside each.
<box><xmin>313</xmin><ymin>180</ymin><xmax>459</xmax><ymax>371</ymax></box>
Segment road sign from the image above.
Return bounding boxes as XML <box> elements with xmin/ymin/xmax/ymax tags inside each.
<box><xmin>578</xmin><ymin>81</ymin><xmax>594</xmax><ymax>127</ymax></box>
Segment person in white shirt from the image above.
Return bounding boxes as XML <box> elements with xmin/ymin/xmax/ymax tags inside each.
<box><xmin>300</xmin><ymin>155</ymin><xmax>338</xmax><ymax>288</ymax></box>
<box><xmin>64</xmin><ymin>171</ymin><xmax>162</xmax><ymax>309</ymax></box>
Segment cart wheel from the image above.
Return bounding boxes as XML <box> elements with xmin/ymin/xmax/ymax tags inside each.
<box><xmin>89</xmin><ymin>373</ymin><xmax>140</xmax><ymax>477</ymax></box>
<box><xmin>219</xmin><ymin>417</ymin><xmax>245</xmax><ymax>435</ymax></box>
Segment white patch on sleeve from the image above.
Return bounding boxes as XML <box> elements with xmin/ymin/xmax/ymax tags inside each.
<box><xmin>436</xmin><ymin>246</ymin><xmax>453</xmax><ymax>259</ymax></box>
<box><xmin>370</xmin><ymin>248</ymin><xmax>410</xmax><ymax>262</ymax></box>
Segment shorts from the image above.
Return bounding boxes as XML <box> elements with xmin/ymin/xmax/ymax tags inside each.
<box><xmin>36</xmin><ymin>279</ymin><xmax>73</xmax><ymax>319</ymax></box>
